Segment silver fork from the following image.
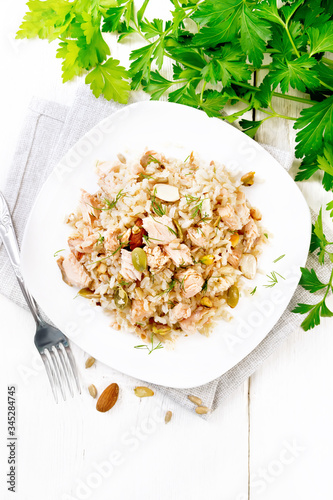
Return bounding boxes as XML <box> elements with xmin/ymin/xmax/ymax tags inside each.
<box><xmin>0</xmin><ymin>192</ymin><xmax>81</xmax><ymax>402</ymax></box>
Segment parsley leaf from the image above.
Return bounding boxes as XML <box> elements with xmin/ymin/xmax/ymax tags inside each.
<box><xmin>269</xmin><ymin>55</ymin><xmax>319</xmax><ymax>94</ymax></box>
<box><xmin>299</xmin><ymin>267</ymin><xmax>327</xmax><ymax>293</ymax></box>
<box><xmin>85</xmin><ymin>58</ymin><xmax>130</xmax><ymax>103</ymax></box>
<box><xmin>294</xmin><ymin>96</ymin><xmax>333</xmax><ymax>159</ymax></box>
<box><xmin>308</xmin><ymin>22</ymin><xmax>333</xmax><ymax>55</ymax></box>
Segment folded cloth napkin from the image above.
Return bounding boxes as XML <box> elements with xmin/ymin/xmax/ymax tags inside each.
<box><xmin>1</xmin><ymin>85</ymin><xmax>332</xmax><ymax>414</ymax></box>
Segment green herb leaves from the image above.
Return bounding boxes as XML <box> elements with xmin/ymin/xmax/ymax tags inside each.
<box><xmin>86</xmin><ymin>58</ymin><xmax>130</xmax><ymax>103</ymax></box>
<box><xmin>17</xmin><ymin>0</ymin><xmax>333</xmax><ymax>191</ymax></box>
<box><xmin>292</xmin><ymin>210</ymin><xmax>333</xmax><ymax>331</ymax></box>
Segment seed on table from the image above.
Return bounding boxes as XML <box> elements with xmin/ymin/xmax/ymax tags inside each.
<box><xmin>85</xmin><ymin>356</ymin><xmax>95</xmax><ymax>369</ymax></box>
<box><xmin>88</xmin><ymin>384</ymin><xmax>97</xmax><ymax>399</ymax></box>
<box><xmin>188</xmin><ymin>395</ymin><xmax>202</xmax><ymax>406</ymax></box>
<box><xmin>195</xmin><ymin>406</ymin><xmax>210</xmax><ymax>415</ymax></box>
<box><xmin>241</xmin><ymin>171</ymin><xmax>255</xmax><ymax>186</ymax></box>
<box><xmin>165</xmin><ymin>411</ymin><xmax>173</xmax><ymax>424</ymax></box>
<box><xmin>134</xmin><ymin>386</ymin><xmax>154</xmax><ymax>398</ymax></box>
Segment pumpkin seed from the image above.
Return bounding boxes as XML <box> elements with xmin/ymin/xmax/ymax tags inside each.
<box><xmin>226</xmin><ymin>285</ymin><xmax>239</xmax><ymax>308</ymax></box>
<box><xmin>131</xmin><ymin>247</ymin><xmax>147</xmax><ymax>272</ymax></box>
<box><xmin>195</xmin><ymin>406</ymin><xmax>210</xmax><ymax>415</ymax></box>
<box><xmin>85</xmin><ymin>356</ymin><xmax>95</xmax><ymax>369</ymax></box>
<box><xmin>152</xmin><ymin>325</ymin><xmax>171</xmax><ymax>335</ymax></box>
<box><xmin>88</xmin><ymin>384</ymin><xmax>97</xmax><ymax>398</ymax></box>
<box><xmin>188</xmin><ymin>395</ymin><xmax>202</xmax><ymax>406</ymax></box>
<box><xmin>134</xmin><ymin>386</ymin><xmax>154</xmax><ymax>397</ymax></box>
<box><xmin>241</xmin><ymin>171</ymin><xmax>255</xmax><ymax>186</ymax></box>
<box><xmin>114</xmin><ymin>286</ymin><xmax>129</xmax><ymax>309</ymax></box>
<box><xmin>165</xmin><ymin>410</ymin><xmax>173</xmax><ymax>424</ymax></box>
<box><xmin>78</xmin><ymin>288</ymin><xmax>101</xmax><ymax>300</ymax></box>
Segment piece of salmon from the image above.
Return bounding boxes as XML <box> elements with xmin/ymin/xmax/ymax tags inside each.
<box><xmin>68</xmin><ymin>234</ymin><xmax>99</xmax><ymax>254</ymax></box>
<box><xmin>227</xmin><ymin>247</ymin><xmax>242</xmax><ymax>268</ymax></box>
<box><xmin>218</xmin><ymin>203</ymin><xmax>250</xmax><ymax>231</ymax></box>
<box><xmin>187</xmin><ymin>224</ymin><xmax>212</xmax><ymax>247</ymax></box>
<box><xmin>104</xmin><ymin>228</ymin><xmax>121</xmax><ymax>252</ymax></box>
<box><xmin>243</xmin><ymin>218</ymin><xmax>260</xmax><ymax>251</ymax></box>
<box><xmin>120</xmin><ymin>249</ymin><xmax>142</xmax><ymax>281</ymax></box>
<box><xmin>80</xmin><ymin>190</ymin><xmax>101</xmax><ymax>225</ymax></box>
<box><xmin>145</xmin><ymin>245</ymin><xmax>170</xmax><ymax>271</ymax></box>
<box><xmin>142</xmin><ymin>215</ymin><xmax>176</xmax><ymax>245</ymax></box>
<box><xmin>169</xmin><ymin>303</ymin><xmax>192</xmax><ymax>323</ymax></box>
<box><xmin>131</xmin><ymin>299</ymin><xmax>150</xmax><ymax>323</ymax></box>
<box><xmin>163</xmin><ymin>242</ymin><xmax>192</xmax><ymax>267</ymax></box>
<box><xmin>179</xmin><ymin>307</ymin><xmax>211</xmax><ymax>334</ymax></box>
<box><xmin>177</xmin><ymin>268</ymin><xmax>204</xmax><ymax>298</ymax></box>
<box><xmin>57</xmin><ymin>254</ymin><xmax>92</xmax><ymax>288</ymax></box>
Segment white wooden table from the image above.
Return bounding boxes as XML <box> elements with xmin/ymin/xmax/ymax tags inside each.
<box><xmin>1</xmin><ymin>2</ymin><xmax>333</xmax><ymax>499</ymax></box>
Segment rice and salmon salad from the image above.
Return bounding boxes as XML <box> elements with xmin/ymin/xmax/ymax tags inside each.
<box><xmin>57</xmin><ymin>150</ymin><xmax>265</xmax><ymax>344</ymax></box>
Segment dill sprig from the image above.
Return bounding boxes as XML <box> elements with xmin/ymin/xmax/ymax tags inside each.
<box><xmin>134</xmin><ymin>333</ymin><xmax>164</xmax><ymax>355</ymax></box>
<box><xmin>150</xmin><ymin>188</ymin><xmax>166</xmax><ymax>217</ymax></box>
<box><xmin>53</xmin><ymin>249</ymin><xmax>65</xmax><ymax>257</ymax></box>
<box><xmin>264</xmin><ymin>271</ymin><xmax>286</xmax><ymax>288</ymax></box>
<box><xmin>273</xmin><ymin>254</ymin><xmax>285</xmax><ymax>263</ymax></box>
<box><xmin>250</xmin><ymin>286</ymin><xmax>257</xmax><ymax>295</ymax></box>
<box><xmin>157</xmin><ymin>279</ymin><xmax>177</xmax><ymax>296</ymax></box>
<box><xmin>87</xmin><ymin>190</ymin><xmax>126</xmax><ymax>212</ymax></box>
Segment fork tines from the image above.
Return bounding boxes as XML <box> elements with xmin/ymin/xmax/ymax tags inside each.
<box><xmin>41</xmin><ymin>343</ymin><xmax>81</xmax><ymax>403</ymax></box>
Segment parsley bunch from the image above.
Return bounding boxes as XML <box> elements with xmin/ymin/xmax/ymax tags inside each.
<box><xmin>17</xmin><ymin>0</ymin><xmax>333</xmax><ymax>190</ymax></box>
<box><xmin>292</xmin><ymin>206</ymin><xmax>333</xmax><ymax>331</ymax></box>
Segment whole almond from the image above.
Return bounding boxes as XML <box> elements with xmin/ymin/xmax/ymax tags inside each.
<box><xmin>85</xmin><ymin>356</ymin><xmax>95</xmax><ymax>369</ymax></box>
<box><xmin>96</xmin><ymin>383</ymin><xmax>119</xmax><ymax>412</ymax></box>
<box><xmin>134</xmin><ymin>386</ymin><xmax>154</xmax><ymax>398</ymax></box>
<box><xmin>188</xmin><ymin>395</ymin><xmax>202</xmax><ymax>406</ymax></box>
<box><xmin>88</xmin><ymin>384</ymin><xmax>97</xmax><ymax>399</ymax></box>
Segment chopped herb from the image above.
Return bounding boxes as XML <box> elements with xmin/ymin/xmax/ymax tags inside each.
<box><xmin>186</xmin><ymin>195</ymin><xmax>209</xmax><ymax>219</ymax></box>
<box><xmin>202</xmin><ymin>278</ymin><xmax>209</xmax><ymax>294</ymax></box>
<box><xmin>111</xmin><ymin>242</ymin><xmax>126</xmax><ymax>256</ymax></box>
<box><xmin>264</xmin><ymin>271</ymin><xmax>286</xmax><ymax>288</ymax></box>
<box><xmin>264</xmin><ymin>233</ymin><xmax>269</xmax><ymax>239</ymax></box>
<box><xmin>97</xmin><ymin>233</ymin><xmax>105</xmax><ymax>245</ymax></box>
<box><xmin>250</xmin><ymin>286</ymin><xmax>257</xmax><ymax>295</ymax></box>
<box><xmin>139</xmin><ymin>173</ymin><xmax>154</xmax><ymax>180</ymax></box>
<box><xmin>150</xmin><ymin>188</ymin><xmax>166</xmax><ymax>217</ymax></box>
<box><xmin>53</xmin><ymin>249</ymin><xmax>65</xmax><ymax>257</ymax></box>
<box><xmin>134</xmin><ymin>333</ymin><xmax>164</xmax><ymax>355</ymax></box>
<box><xmin>157</xmin><ymin>279</ymin><xmax>176</xmax><ymax>296</ymax></box>
<box><xmin>119</xmin><ymin>280</ymin><xmax>131</xmax><ymax>287</ymax></box>
<box><xmin>184</xmin><ymin>154</ymin><xmax>190</xmax><ymax>163</ymax></box>
<box><xmin>148</xmin><ymin>155</ymin><xmax>159</xmax><ymax>164</ymax></box>
<box><xmin>273</xmin><ymin>254</ymin><xmax>285</xmax><ymax>263</ymax></box>
<box><xmin>87</xmin><ymin>190</ymin><xmax>126</xmax><ymax>212</ymax></box>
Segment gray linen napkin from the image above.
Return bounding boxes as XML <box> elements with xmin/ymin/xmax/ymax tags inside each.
<box><xmin>1</xmin><ymin>85</ymin><xmax>331</xmax><ymax>413</ymax></box>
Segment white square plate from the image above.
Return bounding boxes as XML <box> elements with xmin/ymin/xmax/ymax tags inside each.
<box><xmin>21</xmin><ymin>101</ymin><xmax>311</xmax><ymax>388</ymax></box>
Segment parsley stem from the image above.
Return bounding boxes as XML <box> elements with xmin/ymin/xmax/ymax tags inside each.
<box><xmin>324</xmin><ymin>267</ymin><xmax>333</xmax><ymax>300</ymax></box>
<box><xmin>229</xmin><ymin>80</ymin><xmax>316</xmax><ymax>105</ymax></box>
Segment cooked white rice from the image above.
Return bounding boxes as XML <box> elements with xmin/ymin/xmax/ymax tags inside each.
<box><xmin>58</xmin><ymin>150</ymin><xmax>265</xmax><ymax>344</ymax></box>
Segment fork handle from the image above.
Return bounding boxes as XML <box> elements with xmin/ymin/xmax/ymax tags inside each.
<box><xmin>0</xmin><ymin>192</ymin><xmax>44</xmax><ymax>326</ymax></box>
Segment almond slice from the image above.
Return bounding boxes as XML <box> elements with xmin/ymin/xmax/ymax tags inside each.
<box><xmin>154</xmin><ymin>184</ymin><xmax>180</xmax><ymax>202</ymax></box>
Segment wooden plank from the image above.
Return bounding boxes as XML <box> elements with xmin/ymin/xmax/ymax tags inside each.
<box><xmin>251</xmin><ymin>68</ymin><xmax>333</xmax><ymax>499</ymax></box>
